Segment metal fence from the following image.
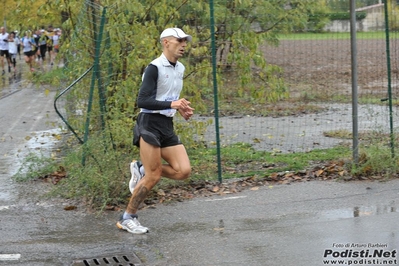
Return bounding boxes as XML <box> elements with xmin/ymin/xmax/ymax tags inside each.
<box><xmin>55</xmin><ymin>0</ymin><xmax>399</xmax><ymax>181</ymax></box>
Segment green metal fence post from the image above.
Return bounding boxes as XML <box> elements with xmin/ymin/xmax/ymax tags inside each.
<box><xmin>97</xmin><ymin>7</ymin><xmax>107</xmax><ymax>134</ymax></box>
<box><xmin>383</xmin><ymin>0</ymin><xmax>395</xmax><ymax>158</ymax></box>
<box><xmin>209</xmin><ymin>0</ymin><xmax>222</xmax><ymax>183</ymax></box>
<box><xmin>350</xmin><ymin>0</ymin><xmax>359</xmax><ymax>165</ymax></box>
<box><xmin>82</xmin><ymin>5</ymin><xmax>107</xmax><ymax>166</ymax></box>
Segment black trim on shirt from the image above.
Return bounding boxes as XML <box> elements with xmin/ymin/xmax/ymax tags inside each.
<box><xmin>137</xmin><ymin>64</ymin><xmax>172</xmax><ymax>110</ymax></box>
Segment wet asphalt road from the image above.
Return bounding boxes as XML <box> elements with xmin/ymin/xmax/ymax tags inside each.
<box><xmin>0</xmin><ymin>70</ymin><xmax>398</xmax><ymax>266</ymax></box>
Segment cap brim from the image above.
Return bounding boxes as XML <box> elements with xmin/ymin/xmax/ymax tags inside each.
<box><xmin>161</xmin><ymin>35</ymin><xmax>192</xmax><ymax>42</ymax></box>
<box><xmin>182</xmin><ymin>35</ymin><xmax>192</xmax><ymax>42</ymax></box>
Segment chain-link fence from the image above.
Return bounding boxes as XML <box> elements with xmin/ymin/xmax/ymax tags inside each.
<box><xmin>55</xmin><ymin>0</ymin><xmax>399</xmax><ymax>182</ymax></box>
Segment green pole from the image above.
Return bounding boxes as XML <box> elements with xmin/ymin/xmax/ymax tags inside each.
<box><xmin>350</xmin><ymin>0</ymin><xmax>359</xmax><ymax>165</ymax></box>
<box><xmin>209</xmin><ymin>0</ymin><xmax>222</xmax><ymax>183</ymax></box>
<box><xmin>383</xmin><ymin>0</ymin><xmax>395</xmax><ymax>158</ymax></box>
<box><xmin>97</xmin><ymin>7</ymin><xmax>107</xmax><ymax>133</ymax></box>
<box><xmin>82</xmin><ymin>5</ymin><xmax>106</xmax><ymax>165</ymax></box>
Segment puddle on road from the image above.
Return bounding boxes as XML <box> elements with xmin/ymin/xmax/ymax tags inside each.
<box><xmin>10</xmin><ymin>128</ymin><xmax>63</xmax><ymax>175</ymax></box>
<box><xmin>319</xmin><ymin>203</ymin><xmax>398</xmax><ymax>221</ymax></box>
<box><xmin>23</xmin><ymin>128</ymin><xmax>62</xmax><ymax>152</ymax></box>
<box><xmin>0</xmin><ymin>128</ymin><xmax>62</xmax><ymax>202</ymax></box>
<box><xmin>0</xmin><ymin>72</ymin><xmax>23</xmax><ymax>99</ymax></box>
<box><xmin>238</xmin><ymin>203</ymin><xmax>398</xmax><ymax>232</ymax></box>
<box><xmin>235</xmin><ymin>205</ymin><xmax>397</xmax><ymax>232</ymax></box>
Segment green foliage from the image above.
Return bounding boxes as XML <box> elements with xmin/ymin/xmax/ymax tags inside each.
<box><xmin>292</xmin><ymin>0</ymin><xmax>331</xmax><ymax>33</ymax></box>
<box><xmin>388</xmin><ymin>0</ymin><xmax>399</xmax><ymax>31</ymax></box>
<box><xmin>327</xmin><ymin>0</ymin><xmax>380</xmax><ymax>12</ymax></box>
<box><xmin>51</xmin><ymin>134</ymin><xmax>133</xmax><ymax>209</ymax></box>
<box><xmin>307</xmin><ymin>13</ymin><xmax>331</xmax><ymax>33</ymax></box>
<box><xmin>10</xmin><ymin>0</ymin><xmax>63</xmax><ymax>30</ymax></box>
<box><xmin>13</xmin><ymin>153</ymin><xmax>59</xmax><ymax>182</ymax></box>
<box><xmin>328</xmin><ymin>11</ymin><xmax>367</xmax><ymax>21</ymax></box>
<box><xmin>351</xmin><ymin>145</ymin><xmax>399</xmax><ymax>178</ymax></box>
<box><xmin>32</xmin><ymin>67</ymin><xmax>68</xmax><ymax>87</ymax></box>
<box><xmin>190</xmin><ymin>143</ymin><xmax>351</xmax><ymax>180</ymax></box>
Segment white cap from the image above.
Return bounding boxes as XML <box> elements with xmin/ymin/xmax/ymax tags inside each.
<box><xmin>160</xmin><ymin>28</ymin><xmax>192</xmax><ymax>42</ymax></box>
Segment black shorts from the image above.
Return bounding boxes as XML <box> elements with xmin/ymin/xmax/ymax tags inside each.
<box><xmin>0</xmin><ymin>50</ymin><xmax>9</xmax><ymax>58</ymax></box>
<box><xmin>39</xmin><ymin>45</ymin><xmax>47</xmax><ymax>58</ymax></box>
<box><xmin>133</xmin><ymin>112</ymin><xmax>181</xmax><ymax>148</ymax></box>
<box><xmin>24</xmin><ymin>51</ymin><xmax>35</xmax><ymax>57</ymax></box>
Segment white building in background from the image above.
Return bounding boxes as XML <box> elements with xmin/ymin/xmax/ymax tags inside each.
<box><xmin>324</xmin><ymin>3</ymin><xmax>385</xmax><ymax>32</ymax></box>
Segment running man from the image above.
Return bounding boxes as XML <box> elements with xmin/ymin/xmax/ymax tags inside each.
<box><xmin>8</xmin><ymin>32</ymin><xmax>18</xmax><ymax>73</ymax></box>
<box><xmin>0</xmin><ymin>27</ymin><xmax>11</xmax><ymax>75</ymax></box>
<box><xmin>116</xmin><ymin>28</ymin><xmax>194</xmax><ymax>234</ymax></box>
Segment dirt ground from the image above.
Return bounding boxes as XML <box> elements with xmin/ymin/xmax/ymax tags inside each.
<box><xmin>199</xmin><ymin>38</ymin><xmax>399</xmax><ymax>153</ymax></box>
<box><xmin>262</xmin><ymin>38</ymin><xmax>399</xmax><ymax>97</ymax></box>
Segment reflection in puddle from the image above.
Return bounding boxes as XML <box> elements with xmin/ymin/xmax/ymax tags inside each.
<box><xmin>24</xmin><ymin>128</ymin><xmax>62</xmax><ymax>151</ymax></box>
<box><xmin>320</xmin><ymin>204</ymin><xmax>397</xmax><ymax>221</ymax></box>
<box><xmin>0</xmin><ymin>128</ymin><xmax>62</xmax><ymax>202</ymax></box>
<box><xmin>12</xmin><ymin>128</ymin><xmax>62</xmax><ymax>174</ymax></box>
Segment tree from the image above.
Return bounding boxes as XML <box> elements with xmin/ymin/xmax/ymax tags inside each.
<box><xmin>7</xmin><ymin>0</ymin><xmax>329</xmax><ymax>108</ymax></box>
<box><xmin>59</xmin><ymin>0</ymin><xmax>328</xmax><ymax>106</ymax></box>
<box><xmin>5</xmin><ymin>0</ymin><xmax>63</xmax><ymax>31</ymax></box>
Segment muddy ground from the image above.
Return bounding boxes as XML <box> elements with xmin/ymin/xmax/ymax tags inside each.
<box><xmin>263</xmin><ymin>38</ymin><xmax>399</xmax><ymax>96</ymax></box>
<box><xmin>200</xmin><ymin>39</ymin><xmax>399</xmax><ymax>153</ymax></box>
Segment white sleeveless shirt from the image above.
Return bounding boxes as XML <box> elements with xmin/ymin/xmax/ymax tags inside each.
<box><xmin>140</xmin><ymin>53</ymin><xmax>185</xmax><ymax>117</ymax></box>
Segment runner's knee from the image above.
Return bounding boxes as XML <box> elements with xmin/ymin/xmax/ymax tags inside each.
<box><xmin>176</xmin><ymin>166</ymin><xmax>191</xmax><ymax>180</ymax></box>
